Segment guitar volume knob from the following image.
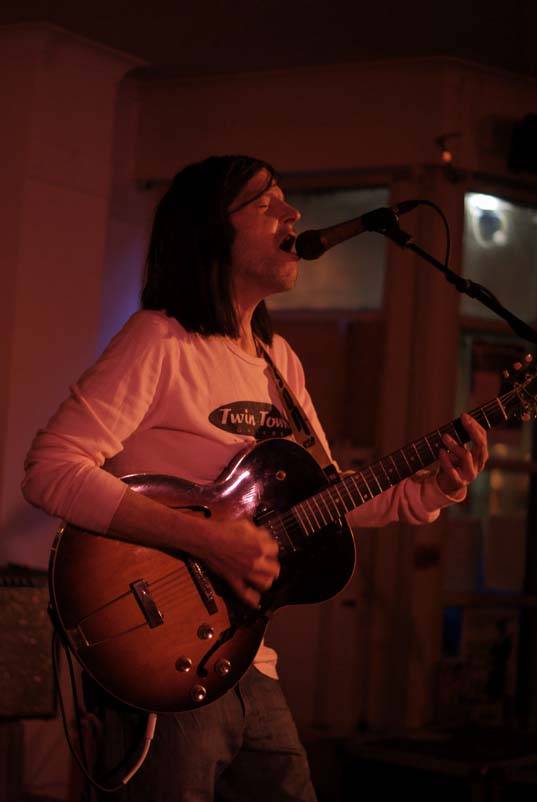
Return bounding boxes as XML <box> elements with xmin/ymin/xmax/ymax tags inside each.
<box><xmin>175</xmin><ymin>656</ymin><xmax>193</xmax><ymax>673</ymax></box>
<box><xmin>215</xmin><ymin>659</ymin><xmax>231</xmax><ymax>677</ymax></box>
<box><xmin>190</xmin><ymin>684</ymin><xmax>207</xmax><ymax>703</ymax></box>
<box><xmin>197</xmin><ymin>624</ymin><xmax>215</xmax><ymax>640</ymax></box>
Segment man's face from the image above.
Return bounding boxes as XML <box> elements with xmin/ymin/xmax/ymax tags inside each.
<box><xmin>229</xmin><ymin>169</ymin><xmax>301</xmax><ymax>306</ymax></box>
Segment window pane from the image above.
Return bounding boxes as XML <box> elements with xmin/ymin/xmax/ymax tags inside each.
<box><xmin>445</xmin><ymin>469</ymin><xmax>528</xmax><ymax>594</ymax></box>
<box><xmin>267</xmin><ymin>186</ymin><xmax>388</xmax><ymax>310</ymax></box>
<box><xmin>461</xmin><ymin>193</ymin><xmax>537</xmax><ymax>322</ymax></box>
<box><xmin>446</xmin><ymin>334</ymin><xmax>534</xmax><ymax>595</ymax></box>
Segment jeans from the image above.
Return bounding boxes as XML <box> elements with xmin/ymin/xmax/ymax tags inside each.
<box><xmin>94</xmin><ymin>667</ymin><xmax>318</xmax><ymax>802</ymax></box>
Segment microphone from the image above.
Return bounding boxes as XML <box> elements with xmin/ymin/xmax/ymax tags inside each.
<box><xmin>295</xmin><ymin>200</ymin><xmax>419</xmax><ymax>260</ymax></box>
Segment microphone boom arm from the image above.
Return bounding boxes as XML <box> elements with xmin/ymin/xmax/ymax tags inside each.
<box><xmin>383</xmin><ymin>226</ymin><xmax>537</xmax><ymax>344</ymax></box>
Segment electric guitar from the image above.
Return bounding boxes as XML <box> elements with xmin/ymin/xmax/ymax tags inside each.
<box><xmin>49</xmin><ymin>357</ymin><xmax>537</xmax><ymax>712</ymax></box>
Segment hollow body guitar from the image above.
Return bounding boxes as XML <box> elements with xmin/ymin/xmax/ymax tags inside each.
<box><xmin>49</xmin><ymin>361</ymin><xmax>536</xmax><ymax>712</ymax></box>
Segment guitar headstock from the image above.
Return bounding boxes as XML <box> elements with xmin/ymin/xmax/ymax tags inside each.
<box><xmin>501</xmin><ymin>353</ymin><xmax>537</xmax><ymax>422</ymax></box>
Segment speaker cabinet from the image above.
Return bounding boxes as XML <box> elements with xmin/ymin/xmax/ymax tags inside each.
<box><xmin>0</xmin><ymin>571</ymin><xmax>55</xmax><ymax>719</ymax></box>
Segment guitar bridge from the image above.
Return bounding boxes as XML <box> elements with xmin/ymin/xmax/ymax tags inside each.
<box><xmin>130</xmin><ymin>579</ymin><xmax>164</xmax><ymax>628</ymax></box>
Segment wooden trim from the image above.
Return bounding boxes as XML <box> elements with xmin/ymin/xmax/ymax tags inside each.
<box><xmin>443</xmin><ymin>592</ymin><xmax>537</xmax><ymax>608</ymax></box>
<box><xmin>459</xmin><ymin>316</ymin><xmax>537</xmax><ymax>336</ymax></box>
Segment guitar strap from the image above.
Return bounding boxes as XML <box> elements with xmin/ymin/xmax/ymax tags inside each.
<box><xmin>256</xmin><ymin>340</ymin><xmax>340</xmax><ymax>484</ymax></box>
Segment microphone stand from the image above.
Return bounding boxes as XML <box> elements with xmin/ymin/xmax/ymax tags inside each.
<box><xmin>382</xmin><ymin>226</ymin><xmax>537</xmax><ymax>344</ymax></box>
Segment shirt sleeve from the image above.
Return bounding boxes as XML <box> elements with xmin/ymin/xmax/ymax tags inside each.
<box><xmin>22</xmin><ymin>312</ymin><xmax>169</xmax><ymax>534</ymax></box>
<box><xmin>273</xmin><ymin>335</ymin><xmax>466</xmax><ymax>528</ymax></box>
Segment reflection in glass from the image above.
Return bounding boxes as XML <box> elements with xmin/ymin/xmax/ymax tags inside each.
<box><xmin>461</xmin><ymin>194</ymin><xmax>537</xmax><ymax>322</ymax></box>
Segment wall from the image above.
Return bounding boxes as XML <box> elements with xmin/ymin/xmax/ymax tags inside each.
<box><xmin>0</xmin><ymin>25</ymin><xmax>143</xmax><ymax>569</ymax></box>
<box><xmin>135</xmin><ymin>57</ymin><xmax>536</xmax><ymax>181</ymax></box>
<box><xmin>0</xmin><ymin>24</ymin><xmax>144</xmax><ymax>800</ymax></box>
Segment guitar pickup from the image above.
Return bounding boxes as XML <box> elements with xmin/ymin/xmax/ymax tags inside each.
<box><xmin>185</xmin><ymin>558</ymin><xmax>218</xmax><ymax>615</ymax></box>
<box><xmin>130</xmin><ymin>579</ymin><xmax>164</xmax><ymax>628</ymax></box>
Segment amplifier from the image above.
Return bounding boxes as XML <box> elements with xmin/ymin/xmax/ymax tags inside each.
<box><xmin>0</xmin><ymin>568</ymin><xmax>55</xmax><ymax>718</ymax></box>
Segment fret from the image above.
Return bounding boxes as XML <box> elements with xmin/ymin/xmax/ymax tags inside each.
<box><xmin>416</xmin><ymin>438</ymin><xmax>433</xmax><ymax>465</ymax></box>
<box><xmin>378</xmin><ymin>459</ymin><xmax>394</xmax><ymax>488</ymax></box>
<box><xmin>454</xmin><ymin>418</ymin><xmax>473</xmax><ymax>446</ymax></box>
<box><xmin>423</xmin><ymin>435</ymin><xmax>437</xmax><ymax>461</ymax></box>
<box><xmin>387</xmin><ymin>455</ymin><xmax>403</xmax><ymax>481</ymax></box>
<box><xmin>311</xmin><ymin>495</ymin><xmax>329</xmax><ymax>526</ymax></box>
<box><xmin>358</xmin><ymin>472</ymin><xmax>373</xmax><ymax>501</ymax></box>
<box><xmin>446</xmin><ymin>421</ymin><xmax>464</xmax><ymax>446</ymax></box>
<box><xmin>469</xmin><ymin>413</ymin><xmax>479</xmax><ymax>430</ymax></box>
<box><xmin>411</xmin><ymin>443</ymin><xmax>425</xmax><ymax>468</ymax></box>
<box><xmin>303</xmin><ymin>497</ymin><xmax>319</xmax><ymax>528</ymax></box>
<box><xmin>322</xmin><ymin>487</ymin><xmax>346</xmax><ymax>519</ymax></box>
<box><xmin>496</xmin><ymin>397</ymin><xmax>508</xmax><ymax>421</ymax></box>
<box><xmin>472</xmin><ymin>409</ymin><xmax>487</xmax><ymax>430</ymax></box>
<box><xmin>304</xmin><ymin>499</ymin><xmax>322</xmax><ymax>529</ymax></box>
<box><xmin>371</xmin><ymin>461</ymin><xmax>393</xmax><ymax>491</ymax></box>
<box><xmin>317</xmin><ymin>490</ymin><xmax>333</xmax><ymax>518</ymax></box>
<box><xmin>348</xmin><ymin>474</ymin><xmax>366</xmax><ymax>504</ymax></box>
<box><xmin>402</xmin><ymin>445</ymin><xmax>421</xmax><ymax>471</ymax></box>
<box><xmin>338</xmin><ymin>478</ymin><xmax>356</xmax><ymax>509</ymax></box>
<box><xmin>364</xmin><ymin>466</ymin><xmax>383</xmax><ymax>495</ymax></box>
<box><xmin>481</xmin><ymin>408</ymin><xmax>492</xmax><ymax>429</ymax></box>
<box><xmin>332</xmin><ymin>482</ymin><xmax>353</xmax><ymax>514</ymax></box>
<box><xmin>294</xmin><ymin>502</ymin><xmax>314</xmax><ymax>536</ymax></box>
<box><xmin>485</xmin><ymin>402</ymin><xmax>505</xmax><ymax>427</ymax></box>
<box><xmin>399</xmin><ymin>448</ymin><xmax>413</xmax><ymax>474</ymax></box>
<box><xmin>428</xmin><ymin>430</ymin><xmax>444</xmax><ymax>454</ymax></box>
<box><xmin>394</xmin><ymin>453</ymin><xmax>411</xmax><ymax>479</ymax></box>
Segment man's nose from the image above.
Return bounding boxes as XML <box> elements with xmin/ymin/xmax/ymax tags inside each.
<box><xmin>282</xmin><ymin>201</ymin><xmax>301</xmax><ymax>224</ymax></box>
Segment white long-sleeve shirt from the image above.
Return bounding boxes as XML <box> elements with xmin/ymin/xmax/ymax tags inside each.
<box><xmin>22</xmin><ymin>309</ymin><xmax>463</xmax><ymax>675</ymax></box>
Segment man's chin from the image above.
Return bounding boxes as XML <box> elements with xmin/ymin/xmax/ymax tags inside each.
<box><xmin>269</xmin><ymin>278</ymin><xmax>298</xmax><ymax>298</ymax></box>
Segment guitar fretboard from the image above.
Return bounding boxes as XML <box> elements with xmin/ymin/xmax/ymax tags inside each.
<box><xmin>269</xmin><ymin>389</ymin><xmax>517</xmax><ymax>551</ymax></box>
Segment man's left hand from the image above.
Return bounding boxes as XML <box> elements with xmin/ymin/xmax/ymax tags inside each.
<box><xmin>436</xmin><ymin>412</ymin><xmax>489</xmax><ymax>495</ymax></box>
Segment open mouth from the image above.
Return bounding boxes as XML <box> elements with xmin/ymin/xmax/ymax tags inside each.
<box><xmin>279</xmin><ymin>234</ymin><xmax>296</xmax><ymax>253</ymax></box>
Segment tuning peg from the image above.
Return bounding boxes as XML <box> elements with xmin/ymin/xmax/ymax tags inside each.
<box><xmin>524</xmin><ymin>354</ymin><xmax>533</xmax><ymax>363</ymax></box>
<box><xmin>521</xmin><ymin>412</ymin><xmax>532</xmax><ymax>422</ymax></box>
<box><xmin>513</xmin><ymin>361</ymin><xmax>523</xmax><ymax>371</ymax></box>
<box><xmin>502</xmin><ymin>369</ymin><xmax>510</xmax><ymax>379</ymax></box>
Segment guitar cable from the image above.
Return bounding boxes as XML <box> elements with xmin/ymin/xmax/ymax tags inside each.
<box><xmin>52</xmin><ymin>629</ymin><xmax>157</xmax><ymax>794</ymax></box>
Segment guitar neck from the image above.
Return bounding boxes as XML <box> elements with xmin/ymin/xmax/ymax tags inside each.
<box><xmin>289</xmin><ymin>390</ymin><xmax>516</xmax><ymax>539</ymax></box>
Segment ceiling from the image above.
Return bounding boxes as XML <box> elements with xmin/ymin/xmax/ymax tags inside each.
<box><xmin>1</xmin><ymin>0</ymin><xmax>537</xmax><ymax>80</ymax></box>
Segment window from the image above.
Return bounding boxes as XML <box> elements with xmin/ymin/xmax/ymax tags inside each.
<box><xmin>444</xmin><ymin>193</ymin><xmax>537</xmax><ymax>596</ymax></box>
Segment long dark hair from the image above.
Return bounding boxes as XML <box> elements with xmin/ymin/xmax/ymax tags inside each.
<box><xmin>142</xmin><ymin>155</ymin><xmax>276</xmax><ymax>344</ymax></box>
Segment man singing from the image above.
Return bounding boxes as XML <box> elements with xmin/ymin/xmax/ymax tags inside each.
<box><xmin>23</xmin><ymin>155</ymin><xmax>488</xmax><ymax>801</ymax></box>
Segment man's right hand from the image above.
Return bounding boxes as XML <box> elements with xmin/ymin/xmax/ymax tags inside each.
<box><xmin>193</xmin><ymin>516</ymin><xmax>280</xmax><ymax>609</ymax></box>
<box><xmin>107</xmin><ymin>488</ymin><xmax>280</xmax><ymax>609</ymax></box>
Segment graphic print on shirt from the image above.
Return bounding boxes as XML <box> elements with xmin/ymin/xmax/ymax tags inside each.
<box><xmin>209</xmin><ymin>401</ymin><xmax>292</xmax><ymax>440</ymax></box>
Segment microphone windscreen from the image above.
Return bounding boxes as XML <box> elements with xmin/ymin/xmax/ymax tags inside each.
<box><xmin>295</xmin><ymin>231</ymin><xmax>325</xmax><ymax>261</ymax></box>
